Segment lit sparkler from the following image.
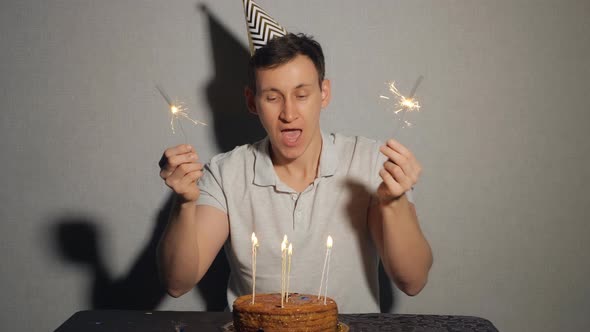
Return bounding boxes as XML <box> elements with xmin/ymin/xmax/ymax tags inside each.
<box><xmin>156</xmin><ymin>85</ymin><xmax>207</xmax><ymax>137</ymax></box>
<box><xmin>379</xmin><ymin>75</ymin><xmax>423</xmax><ymax>129</ymax></box>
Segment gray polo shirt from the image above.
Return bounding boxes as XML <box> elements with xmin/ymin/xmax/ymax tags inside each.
<box><xmin>197</xmin><ymin>132</ymin><xmax>413</xmax><ymax>313</ymax></box>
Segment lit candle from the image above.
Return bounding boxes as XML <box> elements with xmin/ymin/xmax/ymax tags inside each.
<box><xmin>280</xmin><ymin>235</ymin><xmax>288</xmax><ymax>308</ymax></box>
<box><xmin>286</xmin><ymin>243</ymin><xmax>293</xmax><ymax>302</ymax></box>
<box><xmin>318</xmin><ymin>235</ymin><xmax>333</xmax><ymax>301</ymax></box>
<box><xmin>251</xmin><ymin>232</ymin><xmax>259</xmax><ymax>304</ymax></box>
<box><xmin>323</xmin><ymin>236</ymin><xmax>333</xmax><ymax>305</ymax></box>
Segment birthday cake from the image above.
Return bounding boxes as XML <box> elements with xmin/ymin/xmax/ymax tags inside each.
<box><xmin>232</xmin><ymin>293</ymin><xmax>338</xmax><ymax>332</ymax></box>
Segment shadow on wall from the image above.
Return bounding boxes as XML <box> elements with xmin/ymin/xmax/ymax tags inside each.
<box><xmin>48</xmin><ymin>4</ymin><xmax>262</xmax><ymax>312</ymax></box>
<box><xmin>50</xmin><ymin>196</ymin><xmax>172</xmax><ymax>309</ymax></box>
<box><xmin>199</xmin><ymin>4</ymin><xmax>266</xmax><ymax>152</ymax></box>
<box><xmin>50</xmin><ymin>193</ymin><xmax>231</xmax><ymax>311</ymax></box>
<box><xmin>345</xmin><ymin>180</ymin><xmax>396</xmax><ymax>313</ymax></box>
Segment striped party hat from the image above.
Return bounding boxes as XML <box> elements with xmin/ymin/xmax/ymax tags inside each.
<box><xmin>242</xmin><ymin>0</ymin><xmax>287</xmax><ymax>55</ymax></box>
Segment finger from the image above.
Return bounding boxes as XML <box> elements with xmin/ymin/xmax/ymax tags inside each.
<box><xmin>164</xmin><ymin>163</ymin><xmax>201</xmax><ymax>186</ymax></box>
<box><xmin>160</xmin><ymin>144</ymin><xmax>194</xmax><ymax>168</ymax></box>
<box><xmin>385</xmin><ymin>139</ymin><xmax>411</xmax><ymax>157</ymax></box>
<box><xmin>384</xmin><ymin>162</ymin><xmax>413</xmax><ymax>190</ymax></box>
<box><xmin>167</xmin><ymin>152</ymin><xmax>199</xmax><ymax>169</ymax></box>
<box><xmin>181</xmin><ymin>170</ymin><xmax>203</xmax><ymax>186</ymax></box>
<box><xmin>175</xmin><ymin>163</ymin><xmax>202</xmax><ymax>177</ymax></box>
<box><xmin>380</xmin><ymin>145</ymin><xmax>412</xmax><ymax>174</ymax></box>
<box><xmin>160</xmin><ymin>157</ymin><xmax>201</xmax><ymax>180</ymax></box>
<box><xmin>379</xmin><ymin>168</ymin><xmax>404</xmax><ymax>196</ymax></box>
<box><xmin>173</xmin><ymin>170</ymin><xmax>203</xmax><ymax>197</ymax></box>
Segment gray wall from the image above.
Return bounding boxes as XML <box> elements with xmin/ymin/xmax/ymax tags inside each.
<box><xmin>2</xmin><ymin>1</ymin><xmax>589</xmax><ymax>331</ymax></box>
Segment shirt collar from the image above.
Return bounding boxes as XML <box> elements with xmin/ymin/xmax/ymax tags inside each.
<box><xmin>253</xmin><ymin>131</ymin><xmax>338</xmax><ymax>187</ymax></box>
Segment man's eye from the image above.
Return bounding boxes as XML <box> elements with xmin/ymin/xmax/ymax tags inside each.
<box><xmin>297</xmin><ymin>95</ymin><xmax>308</xmax><ymax>99</ymax></box>
<box><xmin>266</xmin><ymin>96</ymin><xmax>277</xmax><ymax>102</ymax></box>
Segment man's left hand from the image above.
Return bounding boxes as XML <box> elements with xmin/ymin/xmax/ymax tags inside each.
<box><xmin>377</xmin><ymin>139</ymin><xmax>422</xmax><ymax>203</ymax></box>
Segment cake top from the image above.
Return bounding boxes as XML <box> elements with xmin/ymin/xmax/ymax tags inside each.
<box><xmin>233</xmin><ymin>293</ymin><xmax>337</xmax><ymax>315</ymax></box>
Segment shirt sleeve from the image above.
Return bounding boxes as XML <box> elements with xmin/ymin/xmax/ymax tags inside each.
<box><xmin>195</xmin><ymin>159</ymin><xmax>228</xmax><ymax>213</ymax></box>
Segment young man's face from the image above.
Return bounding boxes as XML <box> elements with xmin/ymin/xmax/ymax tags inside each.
<box><xmin>246</xmin><ymin>54</ymin><xmax>331</xmax><ymax>162</ymax></box>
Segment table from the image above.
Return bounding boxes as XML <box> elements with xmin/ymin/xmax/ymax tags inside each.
<box><xmin>55</xmin><ymin>310</ymin><xmax>499</xmax><ymax>332</ymax></box>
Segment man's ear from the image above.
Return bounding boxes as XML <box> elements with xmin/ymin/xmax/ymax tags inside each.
<box><xmin>244</xmin><ymin>86</ymin><xmax>258</xmax><ymax>115</ymax></box>
<box><xmin>320</xmin><ymin>79</ymin><xmax>331</xmax><ymax>109</ymax></box>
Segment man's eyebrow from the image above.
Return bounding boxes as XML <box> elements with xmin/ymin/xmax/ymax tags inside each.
<box><xmin>259</xmin><ymin>84</ymin><xmax>312</xmax><ymax>93</ymax></box>
<box><xmin>295</xmin><ymin>83</ymin><xmax>312</xmax><ymax>89</ymax></box>
<box><xmin>259</xmin><ymin>87</ymin><xmax>281</xmax><ymax>93</ymax></box>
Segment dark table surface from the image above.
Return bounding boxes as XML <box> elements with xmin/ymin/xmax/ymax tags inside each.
<box><xmin>55</xmin><ymin>310</ymin><xmax>498</xmax><ymax>332</ymax></box>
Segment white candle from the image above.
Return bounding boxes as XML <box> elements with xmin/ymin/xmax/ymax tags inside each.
<box><xmin>318</xmin><ymin>235</ymin><xmax>333</xmax><ymax>300</ymax></box>
<box><xmin>251</xmin><ymin>232</ymin><xmax>259</xmax><ymax>304</ymax></box>
<box><xmin>323</xmin><ymin>236</ymin><xmax>333</xmax><ymax>305</ymax></box>
<box><xmin>280</xmin><ymin>235</ymin><xmax>288</xmax><ymax>308</ymax></box>
<box><xmin>286</xmin><ymin>243</ymin><xmax>293</xmax><ymax>302</ymax></box>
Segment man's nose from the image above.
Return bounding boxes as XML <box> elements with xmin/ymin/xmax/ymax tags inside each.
<box><xmin>279</xmin><ymin>98</ymin><xmax>299</xmax><ymax>122</ymax></box>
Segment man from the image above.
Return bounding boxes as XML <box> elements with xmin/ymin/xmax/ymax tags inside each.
<box><xmin>157</xmin><ymin>31</ymin><xmax>432</xmax><ymax>313</ymax></box>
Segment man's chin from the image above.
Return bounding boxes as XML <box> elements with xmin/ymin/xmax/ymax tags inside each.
<box><xmin>270</xmin><ymin>144</ymin><xmax>304</xmax><ymax>162</ymax></box>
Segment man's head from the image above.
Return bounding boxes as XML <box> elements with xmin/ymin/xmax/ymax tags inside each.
<box><xmin>247</xmin><ymin>33</ymin><xmax>325</xmax><ymax>92</ymax></box>
<box><xmin>244</xmin><ymin>33</ymin><xmax>331</xmax><ymax>163</ymax></box>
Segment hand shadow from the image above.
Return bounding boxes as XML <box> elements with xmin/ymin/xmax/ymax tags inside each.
<box><xmin>50</xmin><ymin>194</ymin><xmax>174</xmax><ymax>309</ymax></box>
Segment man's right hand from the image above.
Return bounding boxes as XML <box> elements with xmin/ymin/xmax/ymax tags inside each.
<box><xmin>159</xmin><ymin>144</ymin><xmax>203</xmax><ymax>204</ymax></box>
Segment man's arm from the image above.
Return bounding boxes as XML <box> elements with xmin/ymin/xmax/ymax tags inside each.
<box><xmin>368</xmin><ymin>139</ymin><xmax>433</xmax><ymax>296</ymax></box>
<box><xmin>157</xmin><ymin>200</ymin><xmax>228</xmax><ymax>298</ymax></box>
<box><xmin>368</xmin><ymin>195</ymin><xmax>432</xmax><ymax>296</ymax></box>
<box><xmin>155</xmin><ymin>144</ymin><xmax>229</xmax><ymax>298</ymax></box>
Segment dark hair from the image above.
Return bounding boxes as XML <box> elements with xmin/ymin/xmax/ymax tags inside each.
<box><xmin>247</xmin><ymin>33</ymin><xmax>325</xmax><ymax>91</ymax></box>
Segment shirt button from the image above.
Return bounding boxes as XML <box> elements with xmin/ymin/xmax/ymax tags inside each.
<box><xmin>291</xmin><ymin>194</ymin><xmax>297</xmax><ymax>200</ymax></box>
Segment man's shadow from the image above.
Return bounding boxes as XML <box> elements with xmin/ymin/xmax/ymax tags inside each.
<box><xmin>50</xmin><ymin>4</ymin><xmax>264</xmax><ymax>311</ymax></box>
<box><xmin>50</xmin><ymin>196</ymin><xmax>173</xmax><ymax>310</ymax></box>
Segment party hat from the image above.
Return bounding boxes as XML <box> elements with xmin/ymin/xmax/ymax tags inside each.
<box><xmin>242</xmin><ymin>0</ymin><xmax>287</xmax><ymax>55</ymax></box>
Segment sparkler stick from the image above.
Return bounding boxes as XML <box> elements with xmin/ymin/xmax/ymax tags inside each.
<box><xmin>156</xmin><ymin>85</ymin><xmax>207</xmax><ymax>142</ymax></box>
<box><xmin>408</xmin><ymin>75</ymin><xmax>424</xmax><ymax>100</ymax></box>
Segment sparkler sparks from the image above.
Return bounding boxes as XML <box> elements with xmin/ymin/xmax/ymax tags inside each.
<box><xmin>379</xmin><ymin>75</ymin><xmax>423</xmax><ymax>129</ymax></box>
<box><xmin>156</xmin><ymin>85</ymin><xmax>207</xmax><ymax>136</ymax></box>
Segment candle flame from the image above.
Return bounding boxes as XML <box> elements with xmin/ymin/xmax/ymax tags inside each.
<box><xmin>327</xmin><ymin>236</ymin><xmax>333</xmax><ymax>249</ymax></box>
<box><xmin>288</xmin><ymin>243</ymin><xmax>293</xmax><ymax>255</ymax></box>
<box><xmin>170</xmin><ymin>105</ymin><xmax>179</xmax><ymax>114</ymax></box>
<box><xmin>251</xmin><ymin>232</ymin><xmax>258</xmax><ymax>246</ymax></box>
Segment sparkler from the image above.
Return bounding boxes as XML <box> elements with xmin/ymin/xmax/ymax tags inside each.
<box><xmin>156</xmin><ymin>85</ymin><xmax>207</xmax><ymax>141</ymax></box>
<box><xmin>379</xmin><ymin>75</ymin><xmax>423</xmax><ymax>129</ymax></box>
